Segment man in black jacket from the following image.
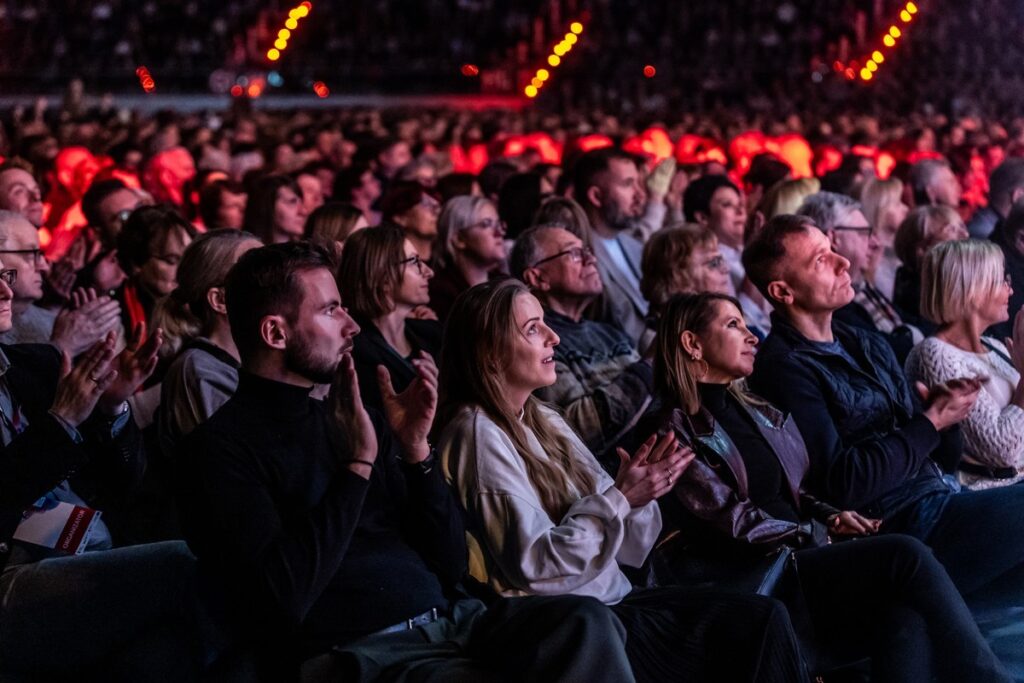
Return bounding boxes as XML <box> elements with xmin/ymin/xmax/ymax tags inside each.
<box><xmin>0</xmin><ymin>264</ymin><xmax>199</xmax><ymax>680</ymax></box>
<box><xmin>180</xmin><ymin>242</ymin><xmax>634</xmax><ymax>680</ymax></box>
<box><xmin>744</xmin><ymin>214</ymin><xmax>1024</xmax><ymax>608</ymax></box>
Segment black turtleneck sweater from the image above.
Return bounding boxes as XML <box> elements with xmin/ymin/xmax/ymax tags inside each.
<box><xmin>697</xmin><ymin>383</ymin><xmax>800</xmax><ymax>524</ymax></box>
<box><xmin>178</xmin><ymin>372</ymin><xmax>467</xmax><ymax>655</ymax></box>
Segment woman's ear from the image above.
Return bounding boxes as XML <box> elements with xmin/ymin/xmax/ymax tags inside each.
<box><xmin>207</xmin><ymin>286</ymin><xmax>228</xmax><ymax>315</ymax></box>
<box><xmin>679</xmin><ymin>330</ymin><xmax>702</xmax><ymax>359</ymax></box>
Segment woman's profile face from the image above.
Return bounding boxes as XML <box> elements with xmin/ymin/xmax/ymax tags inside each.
<box><xmin>274</xmin><ymin>185</ymin><xmax>308</xmax><ymax>239</ymax></box>
<box><xmin>685</xmin><ymin>300</ymin><xmax>758</xmax><ymax>383</ymax></box>
<box><xmin>456</xmin><ymin>203</ymin><xmax>506</xmax><ymax>266</ymax></box>
<box><xmin>504</xmin><ymin>293</ymin><xmax>560</xmax><ymax>392</ymax></box>
<box><xmin>393</xmin><ymin>239</ymin><xmax>433</xmax><ymax>311</ymax></box>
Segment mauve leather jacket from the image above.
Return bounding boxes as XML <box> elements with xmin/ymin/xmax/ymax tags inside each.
<box><xmin>654</xmin><ymin>398</ymin><xmax>841</xmax><ymax>550</ymax></box>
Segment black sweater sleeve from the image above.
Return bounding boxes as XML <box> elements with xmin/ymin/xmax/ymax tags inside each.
<box><xmin>756</xmin><ymin>355</ymin><xmax>940</xmax><ymax>510</ymax></box>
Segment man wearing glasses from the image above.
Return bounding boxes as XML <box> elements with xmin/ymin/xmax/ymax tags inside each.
<box><xmin>797</xmin><ymin>191</ymin><xmax>921</xmax><ymax>363</ymax></box>
<box><xmin>0</xmin><ymin>212</ymin><xmax>120</xmax><ymax>357</ymax></box>
<box><xmin>512</xmin><ymin>225</ymin><xmax>654</xmax><ymax>471</ymax></box>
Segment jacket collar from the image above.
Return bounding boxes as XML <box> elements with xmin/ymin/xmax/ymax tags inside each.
<box><xmin>667</xmin><ymin>397</ymin><xmax>805</xmax><ymax>506</ymax></box>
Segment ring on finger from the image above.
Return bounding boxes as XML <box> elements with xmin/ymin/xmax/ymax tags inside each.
<box><xmin>89</xmin><ymin>374</ymin><xmax>101</xmax><ymax>383</ymax></box>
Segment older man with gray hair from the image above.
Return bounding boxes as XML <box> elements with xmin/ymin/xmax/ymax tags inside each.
<box><xmin>511</xmin><ymin>224</ymin><xmax>653</xmax><ymax>470</ymax></box>
<box><xmin>797</xmin><ymin>192</ymin><xmax>920</xmax><ymax>362</ymax></box>
<box><xmin>0</xmin><ymin>211</ymin><xmax>120</xmax><ymax>356</ymax></box>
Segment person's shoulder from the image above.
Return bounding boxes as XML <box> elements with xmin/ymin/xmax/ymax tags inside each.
<box><xmin>1</xmin><ymin>343</ymin><xmax>62</xmax><ymax>379</ymax></box>
<box><xmin>406</xmin><ymin>317</ymin><xmax>443</xmax><ymax>348</ymax></box>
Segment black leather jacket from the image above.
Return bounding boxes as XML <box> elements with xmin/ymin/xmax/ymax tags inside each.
<box><xmin>653</xmin><ymin>397</ymin><xmax>839</xmax><ymax>552</ymax></box>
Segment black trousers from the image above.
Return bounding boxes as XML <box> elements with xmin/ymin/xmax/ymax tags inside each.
<box><xmin>311</xmin><ymin>595</ymin><xmax>634</xmax><ymax>682</ymax></box>
<box><xmin>795</xmin><ymin>535</ymin><xmax>1010</xmax><ymax>683</ymax></box>
<box><xmin>612</xmin><ymin>588</ymin><xmax>808</xmax><ymax>683</ymax></box>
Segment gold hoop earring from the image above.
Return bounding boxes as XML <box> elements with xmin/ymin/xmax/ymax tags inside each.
<box><xmin>688</xmin><ymin>355</ymin><xmax>709</xmax><ymax>380</ymax></box>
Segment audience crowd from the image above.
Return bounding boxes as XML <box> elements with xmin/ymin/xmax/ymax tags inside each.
<box><xmin>5</xmin><ymin>92</ymin><xmax>1024</xmax><ymax>682</ymax></box>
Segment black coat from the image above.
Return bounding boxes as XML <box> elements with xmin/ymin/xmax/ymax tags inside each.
<box><xmin>749</xmin><ymin>315</ymin><xmax>957</xmax><ymax>518</ymax></box>
<box><xmin>0</xmin><ymin>344</ymin><xmax>144</xmax><ymax>568</ymax></box>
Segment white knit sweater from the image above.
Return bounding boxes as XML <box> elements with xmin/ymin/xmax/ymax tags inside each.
<box><xmin>905</xmin><ymin>336</ymin><xmax>1024</xmax><ymax>489</ymax></box>
<box><xmin>439</xmin><ymin>404</ymin><xmax>661</xmax><ymax>605</ymax></box>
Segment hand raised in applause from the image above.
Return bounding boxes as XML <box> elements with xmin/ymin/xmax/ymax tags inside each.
<box><xmin>50</xmin><ymin>334</ymin><xmax>118</xmax><ymax>427</ymax></box>
<box><xmin>378</xmin><ymin>351</ymin><xmax>438</xmax><ymax>463</ymax></box>
<box><xmin>614</xmin><ymin>432</ymin><xmax>695</xmax><ymax>508</ymax></box>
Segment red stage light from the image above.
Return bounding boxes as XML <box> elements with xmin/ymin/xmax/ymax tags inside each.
<box><xmin>461</xmin><ymin>64</ymin><xmax>479</xmax><ymax>77</ymax></box>
<box><xmin>643</xmin><ymin>65</ymin><xmax>656</xmax><ymax>78</ymax></box>
<box><xmin>230</xmin><ymin>85</ymin><xmax>243</xmax><ymax>97</ymax></box>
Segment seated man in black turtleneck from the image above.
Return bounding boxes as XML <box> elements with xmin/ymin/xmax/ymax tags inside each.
<box><xmin>178</xmin><ymin>242</ymin><xmax>634</xmax><ymax>680</ymax></box>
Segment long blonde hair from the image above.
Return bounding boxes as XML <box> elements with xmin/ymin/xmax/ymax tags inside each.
<box><xmin>437</xmin><ymin>278</ymin><xmax>594</xmax><ymax>521</ymax></box>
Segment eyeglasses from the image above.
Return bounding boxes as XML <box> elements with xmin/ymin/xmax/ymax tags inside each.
<box><xmin>418</xmin><ymin>197</ymin><xmax>441</xmax><ymax>213</ymax></box>
<box><xmin>531</xmin><ymin>246</ymin><xmax>595</xmax><ymax>268</ymax></box>
<box><xmin>398</xmin><ymin>254</ymin><xmax>427</xmax><ymax>275</ymax></box>
<box><xmin>467</xmin><ymin>218</ymin><xmax>506</xmax><ymax>233</ymax></box>
<box><xmin>0</xmin><ymin>248</ymin><xmax>45</xmax><ymax>266</ymax></box>
<box><xmin>0</xmin><ymin>269</ymin><xmax>17</xmax><ymax>287</ymax></box>
<box><xmin>703</xmin><ymin>255</ymin><xmax>727</xmax><ymax>270</ymax></box>
<box><xmin>833</xmin><ymin>225</ymin><xmax>875</xmax><ymax>238</ymax></box>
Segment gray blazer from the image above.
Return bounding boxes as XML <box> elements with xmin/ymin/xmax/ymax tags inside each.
<box><xmin>591</xmin><ymin>232</ymin><xmax>649</xmax><ymax>348</ymax></box>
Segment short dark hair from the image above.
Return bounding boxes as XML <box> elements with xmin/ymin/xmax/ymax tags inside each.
<box><xmin>242</xmin><ymin>174</ymin><xmax>303</xmax><ymax>243</ymax></box>
<box><xmin>198</xmin><ymin>179</ymin><xmax>245</xmax><ymax>230</ymax></box>
<box><xmin>572</xmin><ymin>147</ymin><xmax>637</xmax><ymax>210</ymax></box>
<box><xmin>478</xmin><ymin>160</ymin><xmax>518</xmax><ymax>199</ymax></box>
<box><xmin>116</xmin><ymin>204</ymin><xmax>197</xmax><ymax>272</ymax></box>
<box><xmin>436</xmin><ymin>172</ymin><xmax>478</xmax><ymax>204</ymax></box>
<box><xmin>332</xmin><ymin>162</ymin><xmax>372</xmax><ymax>201</ymax></box>
<box><xmin>225</xmin><ymin>241</ymin><xmax>334</xmax><ymax>360</ymax></box>
<box><xmin>82</xmin><ymin>178</ymin><xmax>129</xmax><ymax>228</ymax></box>
<box><xmin>744</xmin><ymin>154</ymin><xmax>791</xmax><ymax>192</ymax></box>
<box><xmin>683</xmin><ymin>175</ymin><xmax>740</xmax><ymax>223</ymax></box>
<box><xmin>498</xmin><ymin>172</ymin><xmax>543</xmax><ymax>241</ymax></box>
<box><xmin>379</xmin><ymin>181</ymin><xmax>428</xmax><ymax>222</ymax></box>
<box><xmin>337</xmin><ymin>224</ymin><xmax>406</xmax><ymax>319</ymax></box>
<box><xmin>741</xmin><ymin>214</ymin><xmax>817</xmax><ymax>301</ymax></box>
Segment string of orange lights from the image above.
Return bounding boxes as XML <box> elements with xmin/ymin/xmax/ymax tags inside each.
<box><xmin>833</xmin><ymin>1</ymin><xmax>918</xmax><ymax>82</ymax></box>
<box><xmin>524</xmin><ymin>20</ymin><xmax>584</xmax><ymax>99</ymax></box>
<box><xmin>266</xmin><ymin>2</ymin><xmax>312</xmax><ymax>63</ymax></box>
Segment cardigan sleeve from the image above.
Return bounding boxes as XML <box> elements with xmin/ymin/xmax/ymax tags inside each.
<box><xmin>906</xmin><ymin>338</ymin><xmax>1024</xmax><ymax>470</ymax></box>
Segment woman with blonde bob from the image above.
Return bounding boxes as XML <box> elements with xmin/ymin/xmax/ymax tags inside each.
<box><xmin>860</xmin><ymin>177</ymin><xmax>909</xmax><ymax>298</ymax></box>
<box><xmin>905</xmin><ymin>239</ymin><xmax>1024</xmax><ymax>488</ymax></box>
<box><xmin>436</xmin><ymin>278</ymin><xmax>807</xmax><ymax>683</ymax></box>
<box><xmin>645</xmin><ymin>291</ymin><xmax>1011</xmax><ymax>683</ymax></box>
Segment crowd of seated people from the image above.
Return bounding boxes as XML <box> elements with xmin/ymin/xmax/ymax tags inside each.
<box><xmin>6</xmin><ymin>98</ymin><xmax>1024</xmax><ymax>682</ymax></box>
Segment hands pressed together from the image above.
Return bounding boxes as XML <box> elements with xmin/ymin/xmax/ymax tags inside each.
<box><xmin>917</xmin><ymin>376</ymin><xmax>985</xmax><ymax>432</ymax></box>
<box><xmin>50</xmin><ymin>323</ymin><xmax>162</xmax><ymax>428</ymax></box>
<box><xmin>51</xmin><ymin>288</ymin><xmax>122</xmax><ymax>358</ymax></box>
<box><xmin>615</xmin><ymin>432</ymin><xmax>695</xmax><ymax>508</ymax></box>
